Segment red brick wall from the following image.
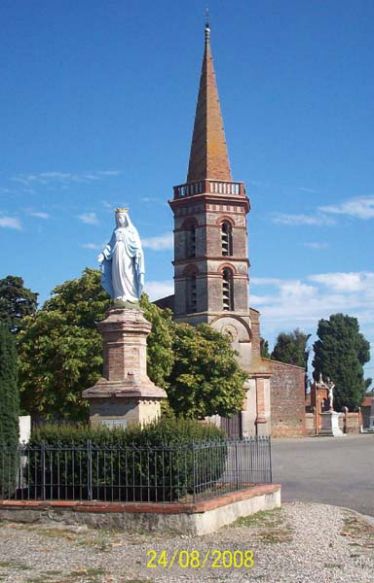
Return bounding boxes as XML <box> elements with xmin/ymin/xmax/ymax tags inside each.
<box><xmin>342</xmin><ymin>412</ymin><xmax>361</xmax><ymax>434</ymax></box>
<box><xmin>269</xmin><ymin>360</ymin><xmax>306</xmax><ymax>438</ymax></box>
<box><xmin>249</xmin><ymin>308</ymin><xmax>261</xmax><ymax>360</ymax></box>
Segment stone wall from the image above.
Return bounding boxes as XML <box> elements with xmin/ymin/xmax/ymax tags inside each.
<box><xmin>342</xmin><ymin>411</ymin><xmax>362</xmax><ymax>434</ymax></box>
<box><xmin>268</xmin><ymin>360</ymin><xmax>306</xmax><ymax>438</ymax></box>
<box><xmin>305</xmin><ymin>409</ymin><xmax>362</xmax><ymax>436</ymax></box>
<box><xmin>362</xmin><ymin>406</ymin><xmax>371</xmax><ymax>429</ymax></box>
<box><xmin>305</xmin><ymin>412</ymin><xmax>316</xmax><ymax>436</ymax></box>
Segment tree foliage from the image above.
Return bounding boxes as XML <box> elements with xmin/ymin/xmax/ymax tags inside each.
<box><xmin>313</xmin><ymin>313</ymin><xmax>370</xmax><ymax>411</ymax></box>
<box><xmin>271</xmin><ymin>328</ymin><xmax>311</xmax><ymax>369</ymax></box>
<box><xmin>18</xmin><ymin>269</ymin><xmax>111</xmax><ymax>421</ymax></box>
<box><xmin>167</xmin><ymin>324</ymin><xmax>247</xmax><ymax>419</ymax></box>
<box><xmin>18</xmin><ymin>268</ymin><xmax>244</xmax><ymax>421</ymax></box>
<box><xmin>0</xmin><ymin>275</ymin><xmax>38</xmax><ymax>333</ymax></box>
<box><xmin>260</xmin><ymin>337</ymin><xmax>270</xmax><ymax>359</ymax></box>
<box><xmin>0</xmin><ymin>323</ymin><xmax>19</xmax><ymax>444</ymax></box>
<box><xmin>17</xmin><ymin>269</ymin><xmax>173</xmax><ymax>421</ymax></box>
<box><xmin>42</xmin><ymin>268</ymin><xmax>109</xmax><ymax>328</ymax></box>
<box><xmin>139</xmin><ymin>294</ymin><xmax>175</xmax><ymax>389</ymax></box>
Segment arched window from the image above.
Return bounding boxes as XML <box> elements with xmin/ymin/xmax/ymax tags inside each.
<box><xmin>222</xmin><ymin>268</ymin><xmax>234</xmax><ymax>311</ymax></box>
<box><xmin>186</xmin><ymin>225</ymin><xmax>196</xmax><ymax>258</ymax></box>
<box><xmin>187</xmin><ymin>274</ymin><xmax>197</xmax><ymax>312</ymax></box>
<box><xmin>221</xmin><ymin>221</ymin><xmax>233</xmax><ymax>256</ymax></box>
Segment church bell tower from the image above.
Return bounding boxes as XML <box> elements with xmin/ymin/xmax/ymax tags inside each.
<box><xmin>169</xmin><ymin>24</ymin><xmax>253</xmax><ymax>374</ymax></box>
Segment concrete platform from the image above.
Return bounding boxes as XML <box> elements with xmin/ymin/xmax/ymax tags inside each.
<box><xmin>0</xmin><ymin>484</ymin><xmax>281</xmax><ymax>536</ymax></box>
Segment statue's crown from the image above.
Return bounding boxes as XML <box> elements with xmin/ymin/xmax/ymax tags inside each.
<box><xmin>115</xmin><ymin>207</ymin><xmax>128</xmax><ymax>214</ymax></box>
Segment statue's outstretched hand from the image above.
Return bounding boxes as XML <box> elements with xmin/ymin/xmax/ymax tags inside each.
<box><xmin>97</xmin><ymin>252</ymin><xmax>105</xmax><ymax>265</ymax></box>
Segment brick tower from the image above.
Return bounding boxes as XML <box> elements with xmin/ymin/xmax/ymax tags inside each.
<box><xmin>168</xmin><ymin>24</ymin><xmax>271</xmax><ymax>436</ymax></box>
<box><xmin>170</xmin><ymin>23</ymin><xmax>251</xmax><ymax>366</ymax></box>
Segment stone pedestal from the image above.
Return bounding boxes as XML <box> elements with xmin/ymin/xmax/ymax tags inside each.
<box><xmin>83</xmin><ymin>308</ymin><xmax>167</xmax><ymax>428</ymax></box>
<box><xmin>319</xmin><ymin>411</ymin><xmax>344</xmax><ymax>437</ymax></box>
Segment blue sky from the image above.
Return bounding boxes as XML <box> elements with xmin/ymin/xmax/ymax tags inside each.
<box><xmin>1</xmin><ymin>1</ymin><xmax>373</xmax><ymax>386</ymax></box>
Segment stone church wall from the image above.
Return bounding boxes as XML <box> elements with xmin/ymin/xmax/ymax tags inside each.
<box><xmin>268</xmin><ymin>360</ymin><xmax>306</xmax><ymax>438</ymax></box>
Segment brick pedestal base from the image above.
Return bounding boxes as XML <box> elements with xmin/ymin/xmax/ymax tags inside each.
<box><xmin>83</xmin><ymin>308</ymin><xmax>166</xmax><ymax>428</ymax></box>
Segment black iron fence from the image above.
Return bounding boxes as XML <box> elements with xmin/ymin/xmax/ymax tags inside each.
<box><xmin>0</xmin><ymin>437</ymin><xmax>272</xmax><ymax>504</ymax></box>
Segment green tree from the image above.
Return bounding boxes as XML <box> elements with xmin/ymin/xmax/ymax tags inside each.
<box><xmin>18</xmin><ymin>268</ymin><xmax>111</xmax><ymax>421</ymax></box>
<box><xmin>364</xmin><ymin>378</ymin><xmax>373</xmax><ymax>392</ymax></box>
<box><xmin>0</xmin><ymin>275</ymin><xmax>38</xmax><ymax>333</ymax></box>
<box><xmin>18</xmin><ymin>309</ymin><xmax>103</xmax><ymax>421</ymax></box>
<box><xmin>139</xmin><ymin>294</ymin><xmax>175</xmax><ymax>389</ymax></box>
<box><xmin>167</xmin><ymin>323</ymin><xmax>247</xmax><ymax>419</ymax></box>
<box><xmin>272</xmin><ymin>328</ymin><xmax>311</xmax><ymax>368</ymax></box>
<box><xmin>0</xmin><ymin>323</ymin><xmax>20</xmax><ymax>497</ymax></box>
<box><xmin>0</xmin><ymin>323</ymin><xmax>20</xmax><ymax>444</ymax></box>
<box><xmin>313</xmin><ymin>313</ymin><xmax>370</xmax><ymax>411</ymax></box>
<box><xmin>17</xmin><ymin>269</ymin><xmax>174</xmax><ymax>421</ymax></box>
<box><xmin>260</xmin><ymin>337</ymin><xmax>271</xmax><ymax>359</ymax></box>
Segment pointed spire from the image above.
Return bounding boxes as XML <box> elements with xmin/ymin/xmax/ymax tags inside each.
<box><xmin>187</xmin><ymin>24</ymin><xmax>232</xmax><ymax>183</ymax></box>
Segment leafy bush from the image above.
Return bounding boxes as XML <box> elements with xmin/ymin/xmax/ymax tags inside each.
<box><xmin>27</xmin><ymin>418</ymin><xmax>227</xmax><ymax>502</ymax></box>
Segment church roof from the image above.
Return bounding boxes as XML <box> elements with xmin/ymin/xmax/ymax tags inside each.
<box><xmin>187</xmin><ymin>25</ymin><xmax>232</xmax><ymax>183</ymax></box>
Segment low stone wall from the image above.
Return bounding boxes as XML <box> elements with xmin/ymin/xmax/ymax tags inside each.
<box><xmin>0</xmin><ymin>484</ymin><xmax>281</xmax><ymax>536</ymax></box>
<box><xmin>305</xmin><ymin>412</ymin><xmax>315</xmax><ymax>436</ymax></box>
<box><xmin>305</xmin><ymin>409</ymin><xmax>362</xmax><ymax>436</ymax></box>
<box><xmin>342</xmin><ymin>412</ymin><xmax>361</xmax><ymax>434</ymax></box>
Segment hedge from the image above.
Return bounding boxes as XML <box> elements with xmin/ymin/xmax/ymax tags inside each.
<box><xmin>26</xmin><ymin>418</ymin><xmax>227</xmax><ymax>502</ymax></box>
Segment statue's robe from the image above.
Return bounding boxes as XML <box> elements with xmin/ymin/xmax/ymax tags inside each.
<box><xmin>101</xmin><ymin>223</ymin><xmax>144</xmax><ymax>302</ymax></box>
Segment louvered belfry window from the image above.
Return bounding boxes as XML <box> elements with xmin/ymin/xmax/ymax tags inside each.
<box><xmin>221</xmin><ymin>221</ymin><xmax>233</xmax><ymax>256</ymax></box>
<box><xmin>222</xmin><ymin>268</ymin><xmax>234</xmax><ymax>311</ymax></box>
<box><xmin>187</xmin><ymin>225</ymin><xmax>196</xmax><ymax>258</ymax></box>
<box><xmin>187</xmin><ymin>274</ymin><xmax>197</xmax><ymax>312</ymax></box>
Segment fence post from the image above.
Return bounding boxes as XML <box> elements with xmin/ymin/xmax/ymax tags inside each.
<box><xmin>41</xmin><ymin>442</ymin><xmax>46</xmax><ymax>500</ymax></box>
<box><xmin>192</xmin><ymin>442</ymin><xmax>197</xmax><ymax>503</ymax></box>
<box><xmin>268</xmin><ymin>437</ymin><xmax>272</xmax><ymax>483</ymax></box>
<box><xmin>235</xmin><ymin>441</ymin><xmax>239</xmax><ymax>490</ymax></box>
<box><xmin>87</xmin><ymin>440</ymin><xmax>93</xmax><ymax>501</ymax></box>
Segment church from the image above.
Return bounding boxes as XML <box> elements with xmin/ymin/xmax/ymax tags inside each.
<box><xmin>156</xmin><ymin>24</ymin><xmax>305</xmax><ymax>438</ymax></box>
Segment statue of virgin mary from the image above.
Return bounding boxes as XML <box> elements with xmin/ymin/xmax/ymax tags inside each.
<box><xmin>98</xmin><ymin>209</ymin><xmax>145</xmax><ymax>303</ymax></box>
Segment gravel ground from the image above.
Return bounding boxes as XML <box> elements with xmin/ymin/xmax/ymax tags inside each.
<box><xmin>0</xmin><ymin>502</ymin><xmax>373</xmax><ymax>582</ymax></box>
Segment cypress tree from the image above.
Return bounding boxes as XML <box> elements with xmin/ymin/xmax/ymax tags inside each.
<box><xmin>272</xmin><ymin>328</ymin><xmax>311</xmax><ymax>368</ymax></box>
<box><xmin>0</xmin><ymin>322</ymin><xmax>19</xmax><ymax>445</ymax></box>
<box><xmin>0</xmin><ymin>275</ymin><xmax>38</xmax><ymax>334</ymax></box>
<box><xmin>313</xmin><ymin>314</ymin><xmax>370</xmax><ymax>411</ymax></box>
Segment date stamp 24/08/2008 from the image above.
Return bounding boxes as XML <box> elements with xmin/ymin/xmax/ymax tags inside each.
<box><xmin>146</xmin><ymin>549</ymin><xmax>255</xmax><ymax>570</ymax></box>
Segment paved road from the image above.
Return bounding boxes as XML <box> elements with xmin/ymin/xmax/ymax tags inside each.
<box><xmin>271</xmin><ymin>434</ymin><xmax>374</xmax><ymax>517</ymax></box>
